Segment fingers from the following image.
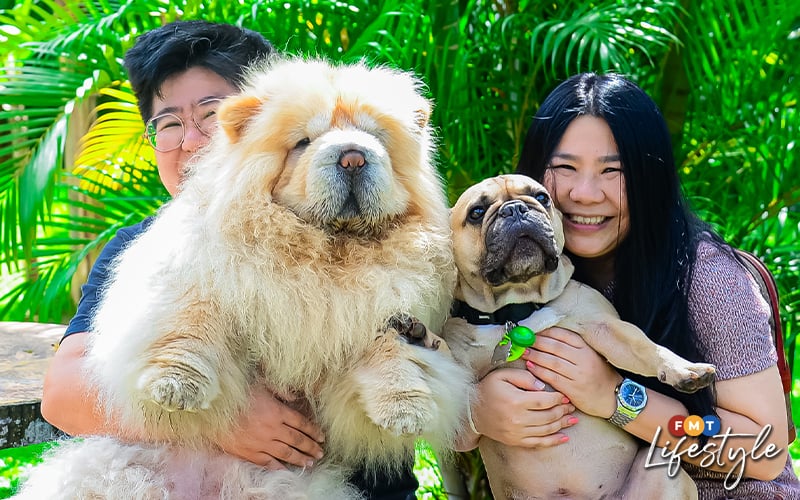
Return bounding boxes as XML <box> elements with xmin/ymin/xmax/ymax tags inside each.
<box><xmin>278</xmin><ymin>404</ymin><xmax>326</xmax><ymax>445</ymax></box>
<box><xmin>254</xmin><ymin>439</ymin><xmax>314</xmax><ymax>470</ymax></box>
<box><xmin>494</xmin><ymin>365</ymin><xmax>547</xmax><ymax>391</ymax></box>
<box><xmin>537</xmin><ymin>326</ymin><xmax>585</xmax><ymax>347</ymax></box>
<box><xmin>256</xmin><ymin>402</ymin><xmax>325</xmax><ymax>468</ymax></box>
<box><xmin>524</xmin><ymin>338</ymin><xmax>622</xmax><ymax>418</ymax></box>
<box><xmin>222</xmin><ymin>388</ymin><xmax>326</xmax><ymax>469</ymax></box>
<box><xmin>249</xmin><ymin>452</ymin><xmax>288</xmax><ymax>470</ymax></box>
<box><xmin>481</xmin><ymin>399</ymin><xmax>577</xmax><ymax>447</ymax></box>
<box><xmin>518</xmin><ymin>431</ymin><xmax>570</xmax><ymax>449</ymax></box>
<box><xmin>525</xmin><ymin>350</ymin><xmax>577</xmax><ymax>384</ymax></box>
<box><xmin>280</xmin><ymin>423</ymin><xmax>325</xmax><ymax>463</ymax></box>
<box><xmin>473</xmin><ymin>368</ymin><xmax>577</xmax><ymax>447</ymax></box>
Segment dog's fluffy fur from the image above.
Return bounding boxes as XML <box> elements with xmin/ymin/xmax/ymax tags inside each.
<box><xmin>16</xmin><ymin>58</ymin><xmax>471</xmax><ymax>499</ymax></box>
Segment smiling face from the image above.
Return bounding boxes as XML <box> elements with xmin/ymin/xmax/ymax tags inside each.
<box><xmin>542</xmin><ymin>115</ymin><xmax>629</xmax><ymax>260</ymax></box>
<box><xmin>151</xmin><ymin>67</ymin><xmax>237</xmax><ymax>196</ymax></box>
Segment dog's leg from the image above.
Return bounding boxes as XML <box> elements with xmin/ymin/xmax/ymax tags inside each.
<box><xmin>392</xmin><ymin>312</ymin><xmax>451</xmax><ymax>352</ymax></box>
<box><xmin>614</xmin><ymin>445</ymin><xmax>699</xmax><ymax>500</ymax></box>
<box><xmin>562</xmin><ymin>315</ymin><xmax>716</xmax><ymax>393</ymax></box>
<box><xmin>547</xmin><ymin>284</ymin><xmax>715</xmax><ymax>393</ymax></box>
<box><xmin>137</xmin><ymin>304</ymin><xmax>225</xmax><ymax>411</ymax></box>
<box><xmin>129</xmin><ymin>298</ymin><xmax>251</xmax><ymax>440</ymax></box>
<box><xmin>358</xmin><ymin>315</ymin><xmax>440</xmax><ymax>436</ymax></box>
<box><xmin>318</xmin><ymin>314</ymin><xmax>471</xmax><ymax>468</ymax></box>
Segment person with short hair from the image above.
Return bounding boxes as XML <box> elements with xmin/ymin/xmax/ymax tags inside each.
<box><xmin>40</xmin><ymin>20</ymin><xmax>419</xmax><ymax>500</ymax></box>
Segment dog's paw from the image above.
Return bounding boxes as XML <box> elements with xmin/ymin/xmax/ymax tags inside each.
<box><xmin>384</xmin><ymin>313</ymin><xmax>441</xmax><ymax>350</ymax></box>
<box><xmin>138</xmin><ymin>366</ymin><xmax>220</xmax><ymax>412</ymax></box>
<box><xmin>659</xmin><ymin>363</ymin><xmax>716</xmax><ymax>393</ymax></box>
<box><xmin>369</xmin><ymin>390</ymin><xmax>436</xmax><ymax>436</ymax></box>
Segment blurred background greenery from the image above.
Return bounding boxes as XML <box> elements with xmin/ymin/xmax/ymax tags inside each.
<box><xmin>0</xmin><ymin>0</ymin><xmax>797</xmax><ymax>498</ymax></box>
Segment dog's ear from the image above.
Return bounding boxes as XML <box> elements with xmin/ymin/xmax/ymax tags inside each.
<box><xmin>552</xmin><ymin>205</ymin><xmax>567</xmax><ymax>252</ymax></box>
<box><xmin>414</xmin><ymin>105</ymin><xmax>430</xmax><ymax>129</ymax></box>
<box><xmin>217</xmin><ymin>95</ymin><xmax>263</xmax><ymax>144</ymax></box>
<box><xmin>412</xmin><ymin>95</ymin><xmax>431</xmax><ymax>129</ymax></box>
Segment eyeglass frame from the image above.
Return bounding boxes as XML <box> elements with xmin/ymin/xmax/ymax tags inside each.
<box><xmin>143</xmin><ymin>97</ymin><xmax>226</xmax><ymax>152</ymax></box>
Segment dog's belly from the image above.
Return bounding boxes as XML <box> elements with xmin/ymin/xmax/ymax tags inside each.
<box><xmin>479</xmin><ymin>410</ymin><xmax>638</xmax><ymax>500</ymax></box>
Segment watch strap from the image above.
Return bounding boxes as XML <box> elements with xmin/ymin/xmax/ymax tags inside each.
<box><xmin>608</xmin><ymin>406</ymin><xmax>637</xmax><ymax>427</ymax></box>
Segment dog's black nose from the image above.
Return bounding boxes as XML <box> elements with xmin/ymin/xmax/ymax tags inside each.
<box><xmin>338</xmin><ymin>149</ymin><xmax>366</xmax><ymax>173</ymax></box>
<box><xmin>498</xmin><ymin>200</ymin><xmax>529</xmax><ymax>220</ymax></box>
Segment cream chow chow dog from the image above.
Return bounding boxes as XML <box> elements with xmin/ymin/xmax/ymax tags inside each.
<box><xmin>15</xmin><ymin>58</ymin><xmax>471</xmax><ymax>499</ymax></box>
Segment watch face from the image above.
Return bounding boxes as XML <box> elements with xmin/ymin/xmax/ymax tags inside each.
<box><xmin>619</xmin><ymin>380</ymin><xmax>647</xmax><ymax>410</ymax></box>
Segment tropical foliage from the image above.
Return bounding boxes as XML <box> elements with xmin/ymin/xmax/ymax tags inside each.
<box><xmin>1</xmin><ymin>0</ymin><xmax>798</xmax><ymax>498</ymax></box>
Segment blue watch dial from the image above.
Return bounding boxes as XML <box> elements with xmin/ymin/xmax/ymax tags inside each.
<box><xmin>619</xmin><ymin>381</ymin><xmax>646</xmax><ymax>409</ymax></box>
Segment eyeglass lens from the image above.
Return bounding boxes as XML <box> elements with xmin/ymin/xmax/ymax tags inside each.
<box><xmin>145</xmin><ymin>99</ymin><xmax>222</xmax><ymax>152</ymax></box>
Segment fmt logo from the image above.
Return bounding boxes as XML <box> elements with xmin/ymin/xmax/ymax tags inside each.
<box><xmin>668</xmin><ymin>414</ymin><xmax>721</xmax><ymax>437</ymax></box>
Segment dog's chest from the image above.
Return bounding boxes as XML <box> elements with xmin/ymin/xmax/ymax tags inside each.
<box><xmin>448</xmin><ymin>303</ymin><xmax>573</xmax><ymax>377</ymax></box>
<box><xmin>445</xmin><ymin>322</ymin><xmax>525</xmax><ymax>379</ymax></box>
<box><xmin>237</xmin><ymin>248</ymin><xmax>449</xmax><ymax>390</ymax></box>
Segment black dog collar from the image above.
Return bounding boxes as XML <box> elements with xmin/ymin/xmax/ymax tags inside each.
<box><xmin>451</xmin><ymin>300</ymin><xmax>541</xmax><ymax>326</ymax></box>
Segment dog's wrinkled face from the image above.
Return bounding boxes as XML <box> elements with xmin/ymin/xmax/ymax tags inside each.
<box><xmin>451</xmin><ymin>174</ymin><xmax>565</xmax><ymax>287</ymax></box>
<box><xmin>216</xmin><ymin>58</ymin><xmax>434</xmax><ymax>236</ymax></box>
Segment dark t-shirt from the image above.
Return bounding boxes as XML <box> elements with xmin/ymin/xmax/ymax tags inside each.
<box><xmin>65</xmin><ymin>219</ymin><xmax>419</xmax><ymax>499</ymax></box>
<box><xmin>64</xmin><ymin>218</ymin><xmax>153</xmax><ymax>336</ymax></box>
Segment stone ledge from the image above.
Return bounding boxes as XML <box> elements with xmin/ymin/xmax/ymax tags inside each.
<box><xmin>0</xmin><ymin>401</ymin><xmax>65</xmax><ymax>449</ymax></box>
<box><xmin>0</xmin><ymin>321</ymin><xmax>66</xmax><ymax>449</ymax></box>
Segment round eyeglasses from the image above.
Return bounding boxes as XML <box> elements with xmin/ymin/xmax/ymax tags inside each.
<box><xmin>144</xmin><ymin>98</ymin><xmax>224</xmax><ymax>152</ymax></box>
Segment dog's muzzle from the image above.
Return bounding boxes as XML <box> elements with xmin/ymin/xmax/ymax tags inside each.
<box><xmin>481</xmin><ymin>199</ymin><xmax>560</xmax><ymax>285</ymax></box>
<box><xmin>497</xmin><ymin>199</ymin><xmax>530</xmax><ymax>221</ymax></box>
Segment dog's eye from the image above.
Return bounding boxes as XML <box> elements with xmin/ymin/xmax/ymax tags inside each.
<box><xmin>294</xmin><ymin>137</ymin><xmax>311</xmax><ymax>149</ymax></box>
<box><xmin>467</xmin><ymin>206</ymin><xmax>486</xmax><ymax>223</ymax></box>
<box><xmin>534</xmin><ymin>192</ymin><xmax>550</xmax><ymax>207</ymax></box>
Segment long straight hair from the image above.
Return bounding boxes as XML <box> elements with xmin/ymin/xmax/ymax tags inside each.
<box><xmin>516</xmin><ymin>73</ymin><xmax>718</xmax><ymax>418</ymax></box>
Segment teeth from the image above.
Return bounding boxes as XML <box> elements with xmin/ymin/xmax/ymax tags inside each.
<box><xmin>569</xmin><ymin>215</ymin><xmax>606</xmax><ymax>225</ymax></box>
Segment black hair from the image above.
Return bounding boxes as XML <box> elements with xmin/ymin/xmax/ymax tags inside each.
<box><xmin>124</xmin><ymin>20</ymin><xmax>275</xmax><ymax>123</ymax></box>
<box><xmin>516</xmin><ymin>73</ymin><xmax>720</xmax><ymax>419</ymax></box>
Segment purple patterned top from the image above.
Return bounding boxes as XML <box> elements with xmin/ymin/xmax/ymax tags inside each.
<box><xmin>682</xmin><ymin>241</ymin><xmax>799</xmax><ymax>499</ymax></box>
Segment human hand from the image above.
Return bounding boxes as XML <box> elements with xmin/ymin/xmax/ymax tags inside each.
<box><xmin>218</xmin><ymin>387</ymin><xmax>325</xmax><ymax>469</ymax></box>
<box><xmin>522</xmin><ymin>327</ymin><xmax>622</xmax><ymax>419</ymax></box>
<box><xmin>471</xmin><ymin>367</ymin><xmax>577</xmax><ymax>448</ymax></box>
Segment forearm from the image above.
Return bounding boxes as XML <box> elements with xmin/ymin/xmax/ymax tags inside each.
<box><xmin>622</xmin><ymin>386</ymin><xmax>787</xmax><ymax>481</ymax></box>
<box><xmin>40</xmin><ymin>333</ymin><xmax>140</xmax><ymax>440</ymax></box>
<box><xmin>526</xmin><ymin>328</ymin><xmax>789</xmax><ymax>481</ymax></box>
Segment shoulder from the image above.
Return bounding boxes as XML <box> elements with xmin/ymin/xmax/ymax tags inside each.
<box><xmin>691</xmin><ymin>238</ymin><xmax>755</xmax><ymax>292</ymax></box>
<box><xmin>114</xmin><ymin>217</ymin><xmax>154</xmax><ymax>242</ymax></box>
<box><xmin>64</xmin><ymin>217</ymin><xmax>154</xmax><ymax>337</ymax></box>
<box><xmin>689</xmin><ymin>238</ymin><xmax>776</xmax><ymax>379</ymax></box>
<box><xmin>100</xmin><ymin>217</ymin><xmax>154</xmax><ymax>260</ymax></box>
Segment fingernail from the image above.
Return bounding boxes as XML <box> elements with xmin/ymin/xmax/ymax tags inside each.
<box><xmin>306</xmin><ymin>460</ymin><xmax>314</xmax><ymax>468</ymax></box>
<box><xmin>559</xmin><ymin>435</ymin><xmax>570</xmax><ymax>443</ymax></box>
<box><xmin>526</xmin><ymin>360</ymin><xmax>535</xmax><ymax>370</ymax></box>
<box><xmin>562</xmin><ymin>397</ymin><xmax>570</xmax><ymax>404</ymax></box>
<box><xmin>533</xmin><ymin>379</ymin><xmax>546</xmax><ymax>390</ymax></box>
<box><xmin>567</xmin><ymin>416</ymin><xmax>579</xmax><ymax>425</ymax></box>
<box><xmin>315</xmin><ymin>450</ymin><xmax>324</xmax><ymax>459</ymax></box>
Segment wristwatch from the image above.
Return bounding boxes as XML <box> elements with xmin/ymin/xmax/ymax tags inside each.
<box><xmin>608</xmin><ymin>378</ymin><xmax>647</xmax><ymax>428</ymax></box>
